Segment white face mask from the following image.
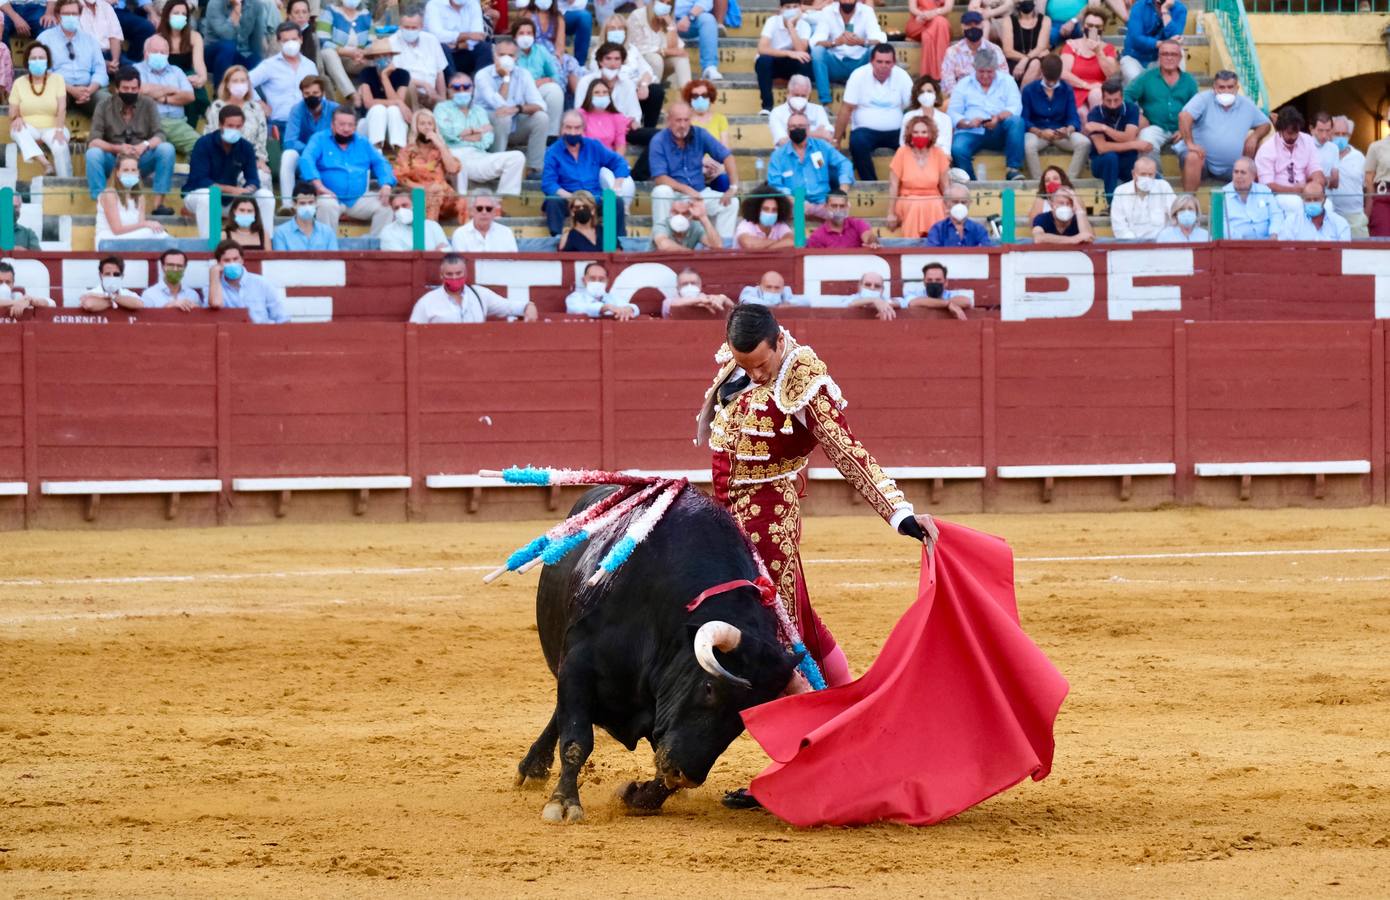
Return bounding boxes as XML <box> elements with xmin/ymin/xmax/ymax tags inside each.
<box><xmin>1214</xmin><ymin>91</ymin><xmax>1236</xmax><ymax>108</ymax></box>
<box><xmin>101</xmin><ymin>275</ymin><xmax>123</xmax><ymax>294</ymax></box>
<box><xmin>949</xmin><ymin>202</ymin><xmax>968</xmax><ymax>222</ymax></box>
<box><xmin>496</xmin><ymin>54</ymin><xmax>516</xmax><ymax>73</ymax></box>
<box><xmin>678</xmin><ymin>283</ymin><xmax>701</xmax><ymax>298</ymax></box>
<box><xmin>918</xmin><ymin>91</ymin><xmax>936</xmax><ymax>108</ymax></box>
<box><xmin>601</xmin><ymin>62</ymin><xmax>621</xmax><ymax>76</ymax></box>
<box><xmin>229</xmin><ymin>80</ymin><xmax>250</xmax><ymax>98</ymax></box>
<box><xmin>517</xmin><ymin>34</ymin><xmax>535</xmax><ymax>50</ymax></box>
<box><xmin>394</xmin><ymin>207</ymin><xmax>414</xmax><ymax>226</ymax></box>
<box><xmin>667</xmin><ymin>213</ymin><xmax>690</xmax><ymax>232</ymax></box>
<box><xmin>584</xmin><ymin>280</ymin><xmax>607</xmax><ymax>297</ymax></box>
<box><xmin>1136</xmin><ymin>175</ymin><xmax>1155</xmax><ymax>193</ymax></box>
<box><xmin>1054</xmin><ymin>205</ymin><xmax>1074</xmax><ymax>223</ymax></box>
<box><xmin>859</xmin><ymin>286</ymin><xmax>882</xmax><ymax>299</ymax></box>
<box><xmin>0</xmin><ymin>283</ymin><xmax>12</xmax><ymax>300</ymax></box>
<box><xmin>281</xmin><ymin>40</ymin><xmax>302</xmax><ymax>58</ymax></box>
<box><xmin>787</xmin><ymin>95</ymin><xmax>808</xmax><ymax>112</ymax></box>
<box><xmin>653</xmin><ymin>1</ymin><xmax>672</xmax><ymax>15</ymax></box>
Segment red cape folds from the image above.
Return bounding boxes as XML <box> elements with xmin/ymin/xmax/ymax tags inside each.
<box><xmin>741</xmin><ymin>521</ymin><xmax>1069</xmax><ymax>827</ymax></box>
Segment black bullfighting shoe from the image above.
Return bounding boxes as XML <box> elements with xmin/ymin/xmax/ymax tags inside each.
<box><xmin>721</xmin><ymin>787</ymin><xmax>763</xmax><ymax>810</ymax></box>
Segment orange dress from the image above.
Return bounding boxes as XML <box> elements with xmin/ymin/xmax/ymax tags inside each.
<box><xmin>905</xmin><ymin>0</ymin><xmax>950</xmax><ymax>78</ymax></box>
<box><xmin>393</xmin><ymin>142</ymin><xmax>462</xmax><ymax>222</ymax></box>
<box><xmin>890</xmin><ymin>145</ymin><xmax>949</xmax><ymax>238</ymax></box>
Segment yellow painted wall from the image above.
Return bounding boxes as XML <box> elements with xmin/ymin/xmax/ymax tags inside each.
<box><xmin>1248</xmin><ymin>13</ymin><xmax>1390</xmax><ymax>108</ymax></box>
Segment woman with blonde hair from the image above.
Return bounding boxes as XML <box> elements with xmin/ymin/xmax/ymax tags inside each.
<box><xmin>394</xmin><ymin>107</ymin><xmax>464</xmax><ymax>221</ymax></box>
<box><xmin>203</xmin><ymin>65</ymin><xmax>272</xmax><ymax>183</ymax></box>
<box><xmin>94</xmin><ymin>154</ymin><xmax>167</xmax><ymax>246</ymax></box>
<box><xmin>560</xmin><ymin>190</ymin><xmax>602</xmax><ymax>252</ymax></box>
<box><xmin>887</xmin><ymin>116</ymin><xmax>951</xmax><ymax>237</ymax></box>
<box><xmin>627</xmin><ymin>0</ymin><xmax>690</xmax><ymax>89</ymax></box>
<box><xmin>1156</xmin><ymin>194</ymin><xmax>1209</xmax><ymax>243</ymax></box>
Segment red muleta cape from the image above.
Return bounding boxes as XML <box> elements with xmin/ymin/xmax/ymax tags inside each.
<box><xmin>740</xmin><ymin>520</ymin><xmax>1069</xmax><ymax>827</ymax></box>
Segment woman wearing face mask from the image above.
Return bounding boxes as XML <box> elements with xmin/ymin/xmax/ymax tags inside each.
<box><xmin>95</xmin><ymin>153</ymin><xmax>167</xmax><ymax>245</ymax></box>
<box><xmin>735</xmin><ymin>186</ymin><xmax>794</xmax><ymax>250</ymax></box>
<box><xmin>317</xmin><ymin>0</ymin><xmax>374</xmax><ymax>99</ymax></box>
<box><xmin>1155</xmin><ymin>193</ymin><xmax>1209</xmax><ymax>243</ymax></box>
<box><xmin>222</xmin><ymin>196</ymin><xmax>270</xmax><ymax>249</ymax></box>
<box><xmin>203</xmin><ymin>65</ymin><xmax>273</xmax><ymax>183</ymax></box>
<box><xmin>967</xmin><ymin>0</ymin><xmax>1016</xmax><ymax>44</ymax></box>
<box><xmin>393</xmin><ymin>108</ymin><xmax>464</xmax><ymax>221</ymax></box>
<box><xmin>157</xmin><ymin>1</ymin><xmax>209</xmax><ymax>126</ymax></box>
<box><xmin>906</xmin><ymin>0</ymin><xmax>952</xmax><ymax>79</ymax></box>
<box><xmin>1000</xmin><ymin>0</ymin><xmax>1051</xmax><ymax>86</ymax></box>
<box><xmin>518</xmin><ymin>0</ymin><xmax>581</xmax><ymax>95</ymax></box>
<box><xmin>560</xmin><ymin>190</ymin><xmax>603</xmax><ymax>252</ymax></box>
<box><xmin>682</xmin><ymin>78</ymin><xmax>731</xmax><ymax>192</ymax></box>
<box><xmin>627</xmin><ymin>0</ymin><xmax>690</xmax><ymax>90</ymax></box>
<box><xmin>887</xmin><ymin>118</ymin><xmax>950</xmax><ymax>237</ymax></box>
<box><xmin>1027</xmin><ymin>163</ymin><xmax>1071</xmax><ymax>217</ymax></box>
<box><xmin>590</xmin><ymin>29</ymin><xmax>664</xmax><ymax>130</ymax></box>
<box><xmin>900</xmin><ymin>74</ymin><xmax>952</xmax><ymax>163</ymax></box>
<box><xmin>8</xmin><ymin>45</ymin><xmax>73</xmax><ymax>178</ymax></box>
<box><xmin>1031</xmin><ymin>185</ymin><xmax>1094</xmax><ymax>243</ymax></box>
<box><xmin>1061</xmin><ymin>5</ymin><xmax>1115</xmax><ymax>115</ymax></box>
<box><xmin>512</xmin><ymin>19</ymin><xmax>566</xmax><ymax>138</ymax></box>
<box><xmin>577</xmin><ymin>81</ymin><xmax>639</xmax><ymax>213</ymax></box>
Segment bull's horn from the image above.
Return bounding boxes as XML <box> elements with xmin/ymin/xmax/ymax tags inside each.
<box><xmin>693</xmin><ymin>621</ymin><xmax>751</xmax><ymax>689</ymax></box>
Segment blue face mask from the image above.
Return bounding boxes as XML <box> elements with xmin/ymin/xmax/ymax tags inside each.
<box><xmin>295</xmin><ymin>204</ymin><xmax>316</xmax><ymax>220</ymax></box>
<box><xmin>452</xmin><ymin>90</ymin><xmax>473</xmax><ymax>106</ymax></box>
<box><xmin>1304</xmin><ymin>201</ymin><xmax>1324</xmax><ymax>218</ymax></box>
<box><xmin>60</xmin><ymin>14</ymin><xmax>79</xmax><ymax>32</ymax></box>
<box><xmin>563</xmin><ymin>133</ymin><xmax>583</xmax><ymax>146</ymax></box>
<box><xmin>27</xmin><ymin>59</ymin><xmax>47</xmax><ymax>77</ymax></box>
<box><xmin>170</xmin><ymin>13</ymin><xmax>188</xmax><ymax>29</ymax></box>
<box><xmin>147</xmin><ymin>53</ymin><xmax>169</xmax><ymax>72</ymax></box>
<box><xmin>234</xmin><ymin>212</ymin><xmax>256</xmax><ymax>228</ymax></box>
<box><xmin>223</xmin><ymin>262</ymin><xmax>245</xmax><ymax>281</ymax></box>
<box><xmin>691</xmin><ymin>96</ymin><xmax>711</xmax><ymax>113</ymax></box>
<box><xmin>1176</xmin><ymin>209</ymin><xmax>1197</xmax><ymax>228</ymax></box>
<box><xmin>222</xmin><ymin>128</ymin><xmax>242</xmax><ymax>144</ymax></box>
<box><xmin>760</xmin><ymin>289</ymin><xmax>782</xmax><ymax>304</ymax></box>
<box><xmin>1333</xmin><ymin>136</ymin><xmax>1350</xmax><ymax>151</ymax></box>
<box><xmin>118</xmin><ymin>172</ymin><xmax>140</xmax><ymax>189</ymax></box>
<box><xmin>758</xmin><ymin>210</ymin><xmax>779</xmax><ymax>228</ymax></box>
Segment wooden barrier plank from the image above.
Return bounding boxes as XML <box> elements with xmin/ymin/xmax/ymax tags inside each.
<box><xmin>232</xmin><ymin>380</ymin><xmax>410</xmax><ymax>415</ymax></box>
<box><xmin>38</xmin><ymin>446</ymin><xmax>216</xmax><ymax>479</ymax></box>
<box><xmin>419</xmin><ymin>440</ymin><xmax>603</xmax><ymax>473</ymax></box>
<box><xmin>233</xmin><ymin>443</ymin><xmax>407</xmax><ymax>476</ymax></box>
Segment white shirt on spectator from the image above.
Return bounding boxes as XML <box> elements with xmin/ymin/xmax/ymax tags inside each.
<box><xmin>140</xmin><ymin>281</ymin><xmax>205</xmax><ymax>308</ymax></box>
<box><xmin>769</xmin><ymin>99</ymin><xmax>832</xmax><ymax>145</ymax></box>
<box><xmin>810</xmin><ymin>4</ymin><xmax>886</xmax><ymax>62</ymax></box>
<box><xmin>565</xmin><ymin>290</ymin><xmax>639</xmax><ymax>317</ymax></box>
<box><xmin>737</xmin><ymin>285</ymin><xmax>809</xmax><ymax>306</ymax></box>
<box><xmin>1329</xmin><ymin>146</ymin><xmax>1366</xmax><ymax>217</ymax></box>
<box><xmin>1271</xmin><ymin>206</ymin><xmax>1351</xmax><ymax>242</ymax></box>
<box><xmin>390</xmin><ymin>29</ymin><xmax>450</xmax><ymax>86</ymax></box>
<box><xmin>379</xmin><ymin>218</ymin><xmax>450</xmax><ymax>251</ymax></box>
<box><xmin>425</xmin><ymin>0</ymin><xmax>485</xmax><ymax>52</ymax></box>
<box><xmin>842</xmin><ymin>64</ymin><xmax>913</xmax><ymax>133</ymax></box>
<box><xmin>452</xmin><ymin>220</ymin><xmax>518</xmax><ymax>252</ymax></box>
<box><xmin>409</xmin><ymin>284</ymin><xmax>529</xmax><ymax>323</ymax></box>
<box><xmin>761</xmin><ymin>13</ymin><xmax>814</xmax><ymax>52</ymax></box>
<box><xmin>1109</xmin><ymin>179</ymin><xmax>1176</xmax><ymax>240</ymax></box>
<box><xmin>474</xmin><ymin>64</ymin><xmax>544</xmax><ymax>110</ymax></box>
<box><xmin>1315</xmin><ymin>140</ymin><xmax>1341</xmax><ymax>179</ymax></box>
<box><xmin>250</xmin><ymin>52</ymin><xmax>316</xmax><ymax>122</ymax></box>
<box><xmin>575</xmin><ymin>70</ymin><xmax>643</xmax><ymax>124</ymax></box>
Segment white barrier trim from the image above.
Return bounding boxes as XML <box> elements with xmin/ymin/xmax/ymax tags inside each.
<box><xmin>998</xmin><ymin>463</ymin><xmax>1177</xmax><ymax>479</ymax></box>
<box><xmin>1194</xmin><ymin>460</ymin><xmax>1371</xmax><ymax>477</ymax></box>
<box><xmin>0</xmin><ymin>482</ymin><xmax>29</xmax><ymax>496</ymax></box>
<box><xmin>41</xmin><ymin>479</ymin><xmax>222</xmax><ymax>495</ymax></box>
<box><xmin>809</xmin><ymin>466</ymin><xmax>986</xmax><ymax>480</ymax></box>
<box><xmin>232</xmin><ymin>476</ymin><xmax>411</xmax><ymax>491</ymax></box>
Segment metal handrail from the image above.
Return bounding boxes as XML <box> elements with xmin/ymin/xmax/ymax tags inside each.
<box><xmin>1211</xmin><ymin>0</ymin><xmax>1273</xmax><ymax>114</ymax></box>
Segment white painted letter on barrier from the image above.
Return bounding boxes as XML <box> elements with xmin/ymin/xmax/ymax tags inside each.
<box><xmin>475</xmin><ymin>259</ymin><xmax>564</xmax><ymax>307</ymax></box>
<box><xmin>802</xmin><ymin>254</ymin><xmax>889</xmax><ymax>299</ymax></box>
<box><xmin>1341</xmin><ymin>249</ymin><xmax>1390</xmax><ymax>319</ymax></box>
<box><xmin>1106</xmin><ymin>248</ymin><xmax>1193</xmax><ymax>320</ymax></box>
<box><xmin>1000</xmin><ymin>251</ymin><xmax>1094</xmax><ymax>320</ymax></box>
<box><xmin>609</xmin><ymin>262</ymin><xmax>679</xmax><ymax>310</ymax></box>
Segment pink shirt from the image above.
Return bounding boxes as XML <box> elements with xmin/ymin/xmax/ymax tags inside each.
<box><xmin>581</xmin><ymin>108</ymin><xmax>630</xmax><ymax>154</ymax></box>
<box><xmin>1255</xmin><ymin>132</ymin><xmax>1321</xmax><ymax>188</ymax></box>
<box><xmin>806</xmin><ymin>216</ymin><xmax>870</xmax><ymax>249</ymax></box>
<box><xmin>735</xmin><ymin>220</ymin><xmax>793</xmax><ymax>242</ymax></box>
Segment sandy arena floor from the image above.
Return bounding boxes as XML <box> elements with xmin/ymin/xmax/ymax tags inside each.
<box><xmin>1</xmin><ymin>508</ymin><xmax>1388</xmax><ymax>898</ymax></box>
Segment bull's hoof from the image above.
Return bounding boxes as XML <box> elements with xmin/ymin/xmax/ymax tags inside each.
<box><xmin>619</xmin><ymin>779</ymin><xmax>674</xmax><ymax>814</ymax></box>
<box><xmin>515</xmin><ymin>760</ymin><xmax>551</xmax><ymax>788</ymax></box>
<box><xmin>541</xmin><ymin>800</ymin><xmax>584</xmax><ymax>824</ymax></box>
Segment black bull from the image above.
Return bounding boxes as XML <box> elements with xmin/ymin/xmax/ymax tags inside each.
<box><xmin>515</xmin><ymin>485</ymin><xmax>803</xmax><ymax>823</ymax></box>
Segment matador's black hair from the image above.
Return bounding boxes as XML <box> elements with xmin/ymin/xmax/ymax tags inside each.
<box><xmin>726</xmin><ymin>304</ymin><xmax>780</xmax><ymax>353</ymax></box>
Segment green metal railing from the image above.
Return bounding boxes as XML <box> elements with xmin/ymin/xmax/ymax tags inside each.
<box><xmin>1211</xmin><ymin>0</ymin><xmax>1273</xmax><ymax>114</ymax></box>
<box><xmin>1243</xmin><ymin>0</ymin><xmax>1388</xmax><ymax>11</ymax></box>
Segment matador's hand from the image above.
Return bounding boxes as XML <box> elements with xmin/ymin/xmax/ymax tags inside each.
<box><xmin>898</xmin><ymin>513</ymin><xmax>939</xmax><ymax>555</ymax></box>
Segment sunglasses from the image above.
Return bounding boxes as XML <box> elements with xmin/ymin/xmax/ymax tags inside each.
<box><xmin>473</xmin><ymin>204</ymin><xmax>497</xmax><ymax>212</ymax></box>
<box><xmin>451</xmin><ymin>82</ymin><xmax>472</xmax><ymax>90</ymax></box>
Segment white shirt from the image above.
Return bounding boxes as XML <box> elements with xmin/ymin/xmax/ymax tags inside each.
<box><xmin>575</xmin><ymin>70</ymin><xmax>642</xmax><ymax>123</ymax></box>
<box><xmin>769</xmin><ymin>99</ymin><xmax>832</xmax><ymax>145</ymax></box>
<box><xmin>390</xmin><ymin>29</ymin><xmax>449</xmax><ymax>85</ymax></box>
<box><xmin>250</xmin><ymin>52</ymin><xmax>315</xmax><ymax>122</ymax></box>
<box><xmin>140</xmin><ymin>280</ymin><xmax>205</xmax><ymax>308</ymax></box>
<box><xmin>451</xmin><ymin>220</ymin><xmax>518</xmax><ymax>252</ymax></box>
<box><xmin>1272</xmin><ymin>207</ymin><xmax>1352</xmax><ymax>242</ymax></box>
<box><xmin>1315</xmin><ymin>139</ymin><xmax>1341</xmax><ymax>179</ymax></box>
<box><xmin>1109</xmin><ymin>179</ymin><xmax>1176</xmax><ymax>240</ymax></box>
<box><xmin>565</xmin><ymin>289</ymin><xmax>639</xmax><ymax>317</ymax></box>
<box><xmin>761</xmin><ymin>12</ymin><xmax>813</xmax><ymax>52</ymax></box>
<box><xmin>378</xmin><ymin>218</ymin><xmax>450</xmax><ymax>251</ymax></box>
<box><xmin>842</xmin><ymin>65</ymin><xmax>913</xmax><ymax>133</ymax></box>
<box><xmin>1329</xmin><ymin>147</ymin><xmax>1366</xmax><ymax>216</ymax></box>
<box><xmin>424</xmin><ymin>0</ymin><xmax>485</xmax><ymax>51</ymax></box>
<box><xmin>409</xmin><ymin>284</ymin><xmax>528</xmax><ymax>323</ymax></box>
<box><xmin>810</xmin><ymin>4</ymin><xmax>886</xmax><ymax>61</ymax></box>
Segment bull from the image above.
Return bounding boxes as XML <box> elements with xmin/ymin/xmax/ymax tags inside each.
<box><xmin>515</xmin><ymin>485</ymin><xmax>803</xmax><ymax>823</ymax></box>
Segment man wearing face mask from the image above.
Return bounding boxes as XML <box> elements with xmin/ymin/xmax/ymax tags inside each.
<box><xmin>566</xmin><ymin>262</ymin><xmax>641</xmax><ymax>319</ymax></box>
<box><xmin>79</xmin><ymin>256</ymin><xmax>143</xmax><ymax>312</ymax></box>
<box><xmin>662</xmin><ymin>268</ymin><xmax>734</xmax><ymax>317</ymax></box>
<box><xmin>410</xmin><ymin>254</ymin><xmax>537</xmax><ymax>324</ymax></box>
<box><xmin>768</xmin><ymin>74</ymin><xmax>832</xmax><ymax>147</ymax></box>
<box><xmin>250</xmin><ymin>22</ymin><xmax>316</xmax><ymax>137</ymax></box>
<box><xmin>281</xmin><ymin>77</ymin><xmax>339</xmax><ymax>212</ymax></box>
<box><xmin>299</xmin><ymin>107</ymin><xmax>398</xmax><ymax>233</ymax></box>
<box><xmin>651</xmin><ymin>196</ymin><xmax>723</xmax><ymax>251</ymax></box>
<box><xmin>1220</xmin><ymin>157</ymin><xmax>1275</xmax><ymax>240</ymax></box>
<box><xmin>184</xmin><ymin>106</ymin><xmax>277</xmax><ymax>241</ymax></box>
<box><xmin>1271</xmin><ymin>181</ymin><xmax>1349</xmax><ymax>242</ymax></box>
<box><xmin>1255</xmin><ymin>106</ymin><xmax>1326</xmax><ymax>220</ymax></box>
<box><xmin>902</xmin><ymin>261</ymin><xmax>970</xmax><ymax>319</ymax></box>
<box><xmin>272</xmin><ymin>182</ymin><xmax>341</xmax><ymax>250</ymax></box>
<box><xmin>207</xmin><ymin>241</ymin><xmax>289</xmax><ymax>324</ymax></box>
<box><xmin>737</xmin><ymin>270</ymin><xmax>807</xmax><ymax>308</ymax></box>
<box><xmin>1085</xmin><ymin>78</ymin><xmax>1144</xmax><ymax>201</ymax></box>
<box><xmin>541</xmin><ymin>110</ymin><xmax>630</xmax><ymax>236</ymax></box>
<box><xmin>840</xmin><ymin>271</ymin><xmax>897</xmax><ymax>320</ymax></box>
<box><xmin>755</xmin><ymin>0</ymin><xmax>813</xmax><ymax>116</ymax></box>
<box><xmin>1176</xmin><ymin>70</ymin><xmax>1270</xmax><ymax>194</ymax></box>
<box><xmin>137</xmin><ymin>35</ymin><xmax>199</xmax><ymax>156</ymax></box>
<box><xmin>574</xmin><ymin>42</ymin><xmax>648</xmax><ymax>129</ymax></box>
<box><xmin>390</xmin><ymin>6</ymin><xmax>450</xmax><ymax>106</ymax></box>
<box><xmin>0</xmin><ymin>262</ymin><xmax>57</xmax><ymax>317</ymax></box>
<box><xmin>378</xmin><ymin>188</ymin><xmax>451</xmax><ymax>251</ymax></box>
<box><xmin>1109</xmin><ymin>154</ymin><xmax>1173</xmax><ymax>240</ymax></box>
<box><xmin>947</xmin><ymin>50</ymin><xmax>1025</xmax><ymax>182</ymax></box>
<box><xmin>85</xmin><ymin>67</ymin><xmax>177</xmax><ymax>214</ymax></box>
<box><xmin>139</xmin><ymin>250</ymin><xmax>205</xmax><ymax>311</ymax></box>
<box><xmin>939</xmin><ymin>10</ymin><xmax>1006</xmax><ymax>98</ymax></box>
<box><xmin>925</xmin><ymin>183</ymin><xmax>994</xmax><ymax>247</ymax></box>
<box><xmin>475</xmin><ymin>36</ymin><xmax>551</xmax><ymax>174</ymax></box>
<box><xmin>768</xmin><ymin>111</ymin><xmax>854</xmax><ymax>220</ymax></box>
<box><xmin>1327</xmin><ymin>116</ymin><xmax>1367</xmax><ymax>238</ymax></box>
<box><xmin>37</xmin><ymin>0</ymin><xmax>110</xmax><ymax>116</ymax></box>
<box><xmin>426</xmin><ymin>0</ymin><xmax>490</xmax><ymax>77</ymax></box>
<box><xmin>1020</xmin><ymin>54</ymin><xmax>1088</xmax><ymax>180</ymax></box>
<box><xmin>808</xmin><ymin>0</ymin><xmax>885</xmax><ymax>106</ymax></box>
<box><xmin>436</xmin><ymin>74</ymin><xmax>528</xmax><ymax>196</ymax></box>
<box><xmin>806</xmin><ymin>189</ymin><xmax>880</xmax><ymax>248</ymax></box>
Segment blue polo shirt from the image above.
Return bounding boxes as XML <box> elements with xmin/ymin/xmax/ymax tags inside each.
<box><xmin>541</xmin><ymin>137</ymin><xmax>631</xmax><ymax>198</ymax></box>
<box><xmin>1021</xmin><ymin>81</ymin><xmax>1082</xmax><ymax>132</ymax></box>
<box><xmin>272</xmin><ymin>219</ymin><xmax>340</xmax><ymax>251</ymax></box>
<box><xmin>648</xmin><ymin>125</ymin><xmax>731</xmax><ymax>192</ymax></box>
<box><xmin>298</xmin><ymin>131</ymin><xmax>396</xmax><ymax>206</ymax></box>
<box><xmin>219</xmin><ymin>272</ymin><xmax>288</xmax><ymax>324</ymax></box>
<box><xmin>925</xmin><ymin>217</ymin><xmax>995</xmax><ymax>247</ymax></box>
<box><xmin>1086</xmin><ymin>100</ymin><xmax>1141</xmax><ymax>144</ymax></box>
<box><xmin>283</xmin><ymin>98</ymin><xmax>339</xmax><ymax>154</ymax></box>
